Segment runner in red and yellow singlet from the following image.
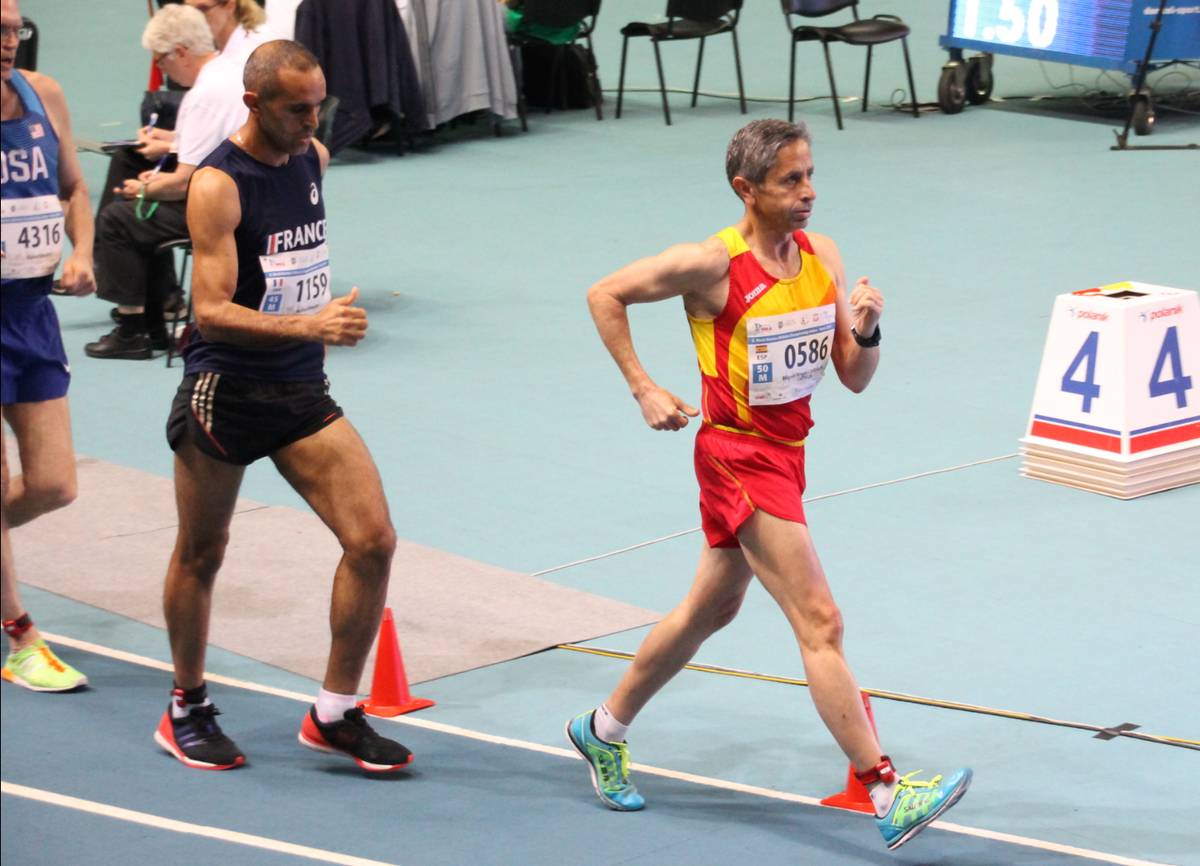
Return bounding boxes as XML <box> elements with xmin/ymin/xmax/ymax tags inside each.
<box><xmin>566</xmin><ymin>119</ymin><xmax>972</xmax><ymax>852</ymax></box>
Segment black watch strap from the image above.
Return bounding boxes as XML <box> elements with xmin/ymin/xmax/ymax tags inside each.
<box><xmin>851</xmin><ymin>325</ymin><xmax>881</xmax><ymax>348</ymax></box>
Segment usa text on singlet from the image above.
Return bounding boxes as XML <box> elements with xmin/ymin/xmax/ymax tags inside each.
<box><xmin>1</xmin><ymin>70</ymin><xmax>64</xmax><ymax>300</ymax></box>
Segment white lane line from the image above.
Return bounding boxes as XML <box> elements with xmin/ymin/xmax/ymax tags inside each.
<box><xmin>532</xmin><ymin>453</ymin><xmax>1019</xmax><ymax>576</ymax></box>
<box><xmin>39</xmin><ymin>632</ymin><xmax>1173</xmax><ymax>866</ymax></box>
<box><xmin>1</xmin><ymin>782</ymin><xmax>401</xmax><ymax>866</ymax></box>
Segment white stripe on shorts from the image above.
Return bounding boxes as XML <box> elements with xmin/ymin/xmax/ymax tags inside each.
<box><xmin>190</xmin><ymin>372</ymin><xmax>220</xmax><ymax>434</ymax></box>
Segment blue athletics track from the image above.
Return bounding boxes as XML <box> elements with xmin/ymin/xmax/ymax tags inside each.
<box><xmin>3</xmin><ymin>2</ymin><xmax>1197</xmax><ymax>866</ymax></box>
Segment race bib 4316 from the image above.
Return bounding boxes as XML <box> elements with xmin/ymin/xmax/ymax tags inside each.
<box><xmin>1</xmin><ymin>195</ymin><xmax>65</xmax><ymax>279</ymax></box>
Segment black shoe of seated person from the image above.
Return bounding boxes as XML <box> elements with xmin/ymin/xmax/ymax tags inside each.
<box><xmin>85</xmin><ymin>324</ymin><xmax>153</xmax><ymax>360</ymax></box>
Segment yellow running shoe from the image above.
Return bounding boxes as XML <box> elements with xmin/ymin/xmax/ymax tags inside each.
<box><xmin>2</xmin><ymin>639</ymin><xmax>88</xmax><ymax>692</ymax></box>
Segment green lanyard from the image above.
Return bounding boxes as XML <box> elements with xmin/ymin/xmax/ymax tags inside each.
<box><xmin>135</xmin><ymin>185</ymin><xmax>159</xmax><ymax>221</ymax></box>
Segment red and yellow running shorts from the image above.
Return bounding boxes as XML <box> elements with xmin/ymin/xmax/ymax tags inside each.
<box><xmin>693</xmin><ymin>424</ymin><xmax>807</xmax><ymax>548</ymax></box>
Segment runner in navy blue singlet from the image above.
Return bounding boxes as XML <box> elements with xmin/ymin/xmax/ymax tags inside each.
<box><xmin>155</xmin><ymin>40</ymin><xmax>411</xmax><ymax>774</ymax></box>
<box><xmin>1</xmin><ymin>0</ymin><xmax>95</xmax><ymax>692</ymax></box>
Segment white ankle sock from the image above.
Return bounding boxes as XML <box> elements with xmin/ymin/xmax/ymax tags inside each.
<box><xmin>869</xmin><ymin>779</ymin><xmax>898</xmax><ymax>817</ymax></box>
<box><xmin>315</xmin><ymin>688</ymin><xmax>358</xmax><ymax>723</ymax></box>
<box><xmin>593</xmin><ymin>703</ymin><xmax>630</xmax><ymax>743</ymax></box>
<box><xmin>170</xmin><ymin>681</ymin><xmax>212</xmax><ymax>714</ymax></box>
<box><xmin>170</xmin><ymin>695</ymin><xmax>212</xmax><ymax>714</ymax></box>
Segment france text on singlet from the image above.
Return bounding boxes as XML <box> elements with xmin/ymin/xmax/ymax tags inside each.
<box><xmin>183</xmin><ymin>138</ymin><xmax>330</xmax><ymax>381</ymax></box>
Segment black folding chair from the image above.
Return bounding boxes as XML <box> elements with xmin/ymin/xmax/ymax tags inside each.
<box><xmin>780</xmin><ymin>0</ymin><xmax>918</xmax><ymax>130</ymax></box>
<box><xmin>506</xmin><ymin>0</ymin><xmax>603</xmax><ymax>129</ymax></box>
<box><xmin>616</xmin><ymin>0</ymin><xmax>745</xmax><ymax>126</ymax></box>
<box><xmin>155</xmin><ymin>238</ymin><xmax>193</xmax><ymax>368</ymax></box>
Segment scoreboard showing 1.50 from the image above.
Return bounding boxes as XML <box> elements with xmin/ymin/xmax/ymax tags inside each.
<box><xmin>949</xmin><ymin>0</ymin><xmax>1132</xmax><ymax>60</ymax></box>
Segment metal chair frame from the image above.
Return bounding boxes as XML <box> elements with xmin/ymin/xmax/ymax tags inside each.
<box><xmin>616</xmin><ymin>0</ymin><xmax>746</xmax><ymax>126</ymax></box>
<box><xmin>781</xmin><ymin>0</ymin><xmax>918</xmax><ymax>130</ymax></box>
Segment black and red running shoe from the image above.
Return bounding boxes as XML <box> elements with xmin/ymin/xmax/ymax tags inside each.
<box><xmin>154</xmin><ymin>704</ymin><xmax>246</xmax><ymax>770</ymax></box>
<box><xmin>298</xmin><ymin>706</ymin><xmax>412</xmax><ymax>772</ymax></box>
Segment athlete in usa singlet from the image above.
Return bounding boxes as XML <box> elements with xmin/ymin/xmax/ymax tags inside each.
<box><xmin>689</xmin><ymin>226</ymin><xmax>837</xmax><ymax>446</ymax></box>
<box><xmin>1</xmin><ymin>70</ymin><xmax>62</xmax><ymax>298</ymax></box>
<box><xmin>1</xmin><ymin>69</ymin><xmax>70</xmax><ymax>405</ymax></box>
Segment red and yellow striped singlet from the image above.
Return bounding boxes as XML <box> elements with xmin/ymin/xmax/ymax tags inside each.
<box><xmin>688</xmin><ymin>227</ymin><xmax>837</xmax><ymax>445</ymax></box>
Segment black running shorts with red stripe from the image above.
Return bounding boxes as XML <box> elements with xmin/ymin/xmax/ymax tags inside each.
<box><xmin>166</xmin><ymin>372</ymin><xmax>344</xmax><ymax>466</ymax></box>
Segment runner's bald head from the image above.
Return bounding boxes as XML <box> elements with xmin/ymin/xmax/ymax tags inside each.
<box><xmin>243</xmin><ymin>39</ymin><xmax>320</xmax><ymax>102</ymax></box>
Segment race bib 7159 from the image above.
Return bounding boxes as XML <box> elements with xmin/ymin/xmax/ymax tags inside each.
<box><xmin>258</xmin><ymin>242</ymin><xmax>331</xmax><ymax>316</ymax></box>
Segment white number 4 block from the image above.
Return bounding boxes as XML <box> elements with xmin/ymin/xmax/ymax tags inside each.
<box><xmin>1021</xmin><ymin>281</ymin><xmax>1200</xmax><ymax>498</ymax></box>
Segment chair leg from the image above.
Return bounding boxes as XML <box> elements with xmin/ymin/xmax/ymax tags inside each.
<box><xmin>166</xmin><ymin>250</ymin><xmax>191</xmax><ymax>369</ymax></box>
<box><xmin>548</xmin><ymin>46</ymin><xmax>563</xmax><ymax>113</ymax></box>
<box><xmin>821</xmin><ymin>41</ymin><xmax>843</xmax><ymax>130</ymax></box>
<box><xmin>617</xmin><ymin>35</ymin><xmax>629</xmax><ymax>119</ymax></box>
<box><xmin>862</xmin><ymin>45</ymin><xmax>873</xmax><ymax>112</ymax></box>
<box><xmin>583</xmin><ymin>32</ymin><xmax>602</xmax><ymax>120</ymax></box>
<box><xmin>588</xmin><ymin>51</ymin><xmax>604</xmax><ymax>121</ymax></box>
<box><xmin>509</xmin><ymin>42</ymin><xmax>528</xmax><ymax>132</ymax></box>
<box><xmin>731</xmin><ymin>28</ymin><xmax>747</xmax><ymax>114</ymax></box>
<box><xmin>901</xmin><ymin>37</ymin><xmax>919</xmax><ymax>119</ymax></box>
<box><xmin>652</xmin><ymin>39</ymin><xmax>671</xmax><ymax>125</ymax></box>
<box><xmin>692</xmin><ymin>37</ymin><xmax>705</xmax><ymax>108</ymax></box>
<box><xmin>788</xmin><ymin>38</ymin><xmax>796</xmax><ymax>123</ymax></box>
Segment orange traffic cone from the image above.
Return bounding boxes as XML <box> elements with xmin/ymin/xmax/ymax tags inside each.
<box><xmin>358</xmin><ymin>607</ymin><xmax>435</xmax><ymax>716</ymax></box>
<box><xmin>820</xmin><ymin>691</ymin><xmax>880</xmax><ymax>813</ymax></box>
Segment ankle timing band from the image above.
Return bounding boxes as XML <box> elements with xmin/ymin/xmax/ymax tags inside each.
<box><xmin>2</xmin><ymin>613</ymin><xmax>33</xmax><ymax>638</ymax></box>
<box><xmin>855</xmin><ymin>755</ymin><xmax>897</xmax><ymax>786</ymax></box>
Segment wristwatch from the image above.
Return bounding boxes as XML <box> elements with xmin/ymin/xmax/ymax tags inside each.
<box><xmin>851</xmin><ymin>325</ymin><xmax>881</xmax><ymax>348</ymax></box>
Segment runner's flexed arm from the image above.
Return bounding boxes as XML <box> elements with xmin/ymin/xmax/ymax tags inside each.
<box><xmin>810</xmin><ymin>232</ymin><xmax>883</xmax><ymax>394</ymax></box>
<box><xmin>186</xmin><ymin>165</ymin><xmax>365</xmax><ymax>347</ymax></box>
<box><xmin>21</xmin><ymin>70</ymin><xmax>94</xmax><ymax>296</ymax></box>
<box><xmin>587</xmin><ymin>239</ymin><xmax>728</xmax><ymax>431</ymax></box>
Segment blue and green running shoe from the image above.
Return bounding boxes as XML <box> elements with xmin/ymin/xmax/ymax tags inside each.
<box><xmin>565</xmin><ymin>711</ymin><xmax>645</xmax><ymax>811</ymax></box>
<box><xmin>878</xmin><ymin>767</ymin><xmax>972</xmax><ymax>850</ymax></box>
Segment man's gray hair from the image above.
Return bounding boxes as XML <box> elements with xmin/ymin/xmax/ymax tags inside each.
<box><xmin>142</xmin><ymin>4</ymin><xmax>215</xmax><ymax>55</ymax></box>
<box><xmin>725</xmin><ymin>119</ymin><xmax>812</xmax><ymax>190</ymax></box>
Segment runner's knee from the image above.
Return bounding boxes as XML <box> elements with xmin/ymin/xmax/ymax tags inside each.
<box><xmin>26</xmin><ymin>475</ymin><xmax>77</xmax><ymax>514</ymax></box>
<box><xmin>342</xmin><ymin>520</ymin><xmax>396</xmax><ymax>573</ymax></box>
<box><xmin>175</xmin><ymin>531</ymin><xmax>231</xmax><ymax>580</ymax></box>
<box><xmin>710</xmin><ymin>592</ymin><xmax>746</xmax><ymax>631</ymax></box>
<box><xmin>683</xmin><ymin>589</ymin><xmax>746</xmax><ymax>635</ymax></box>
<box><xmin>796</xmin><ymin>599</ymin><xmax>844</xmax><ymax>651</ymax></box>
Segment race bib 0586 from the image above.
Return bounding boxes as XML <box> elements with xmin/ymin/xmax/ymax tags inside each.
<box><xmin>746</xmin><ymin>304</ymin><xmax>836</xmax><ymax>406</ymax></box>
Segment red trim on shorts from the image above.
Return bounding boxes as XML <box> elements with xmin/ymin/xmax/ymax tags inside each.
<box><xmin>190</xmin><ymin>406</ymin><xmax>230</xmax><ymax>457</ymax></box>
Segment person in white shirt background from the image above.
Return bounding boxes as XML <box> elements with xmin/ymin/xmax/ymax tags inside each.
<box><xmin>86</xmin><ymin>4</ymin><xmax>256</xmax><ymax>360</ymax></box>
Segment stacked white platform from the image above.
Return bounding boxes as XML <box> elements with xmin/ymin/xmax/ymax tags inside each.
<box><xmin>1021</xmin><ymin>281</ymin><xmax>1200</xmax><ymax>500</ymax></box>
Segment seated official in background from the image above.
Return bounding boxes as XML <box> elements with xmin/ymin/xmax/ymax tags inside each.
<box><xmin>95</xmin><ymin>0</ymin><xmax>269</xmax><ymax>333</ymax></box>
<box><xmin>87</xmin><ymin>4</ymin><xmax>249</xmax><ymax>360</ymax></box>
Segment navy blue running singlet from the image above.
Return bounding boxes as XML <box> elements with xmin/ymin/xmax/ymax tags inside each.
<box><xmin>183</xmin><ymin>138</ymin><xmax>330</xmax><ymax>381</ymax></box>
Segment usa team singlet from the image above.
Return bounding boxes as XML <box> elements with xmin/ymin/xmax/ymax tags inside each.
<box><xmin>1</xmin><ymin>69</ymin><xmax>63</xmax><ymax>299</ymax></box>
<box><xmin>1</xmin><ymin>70</ymin><xmax>71</xmax><ymax>406</ymax></box>
<box><xmin>688</xmin><ymin>227</ymin><xmax>837</xmax><ymax>445</ymax></box>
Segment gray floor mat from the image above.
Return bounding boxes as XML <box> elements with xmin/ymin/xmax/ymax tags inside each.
<box><xmin>8</xmin><ymin>454</ymin><xmax>660</xmax><ymax>687</ymax></box>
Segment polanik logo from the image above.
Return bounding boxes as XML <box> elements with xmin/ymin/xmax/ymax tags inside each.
<box><xmin>309</xmin><ymin>183</ymin><xmax>319</xmax><ymax>205</ymax></box>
